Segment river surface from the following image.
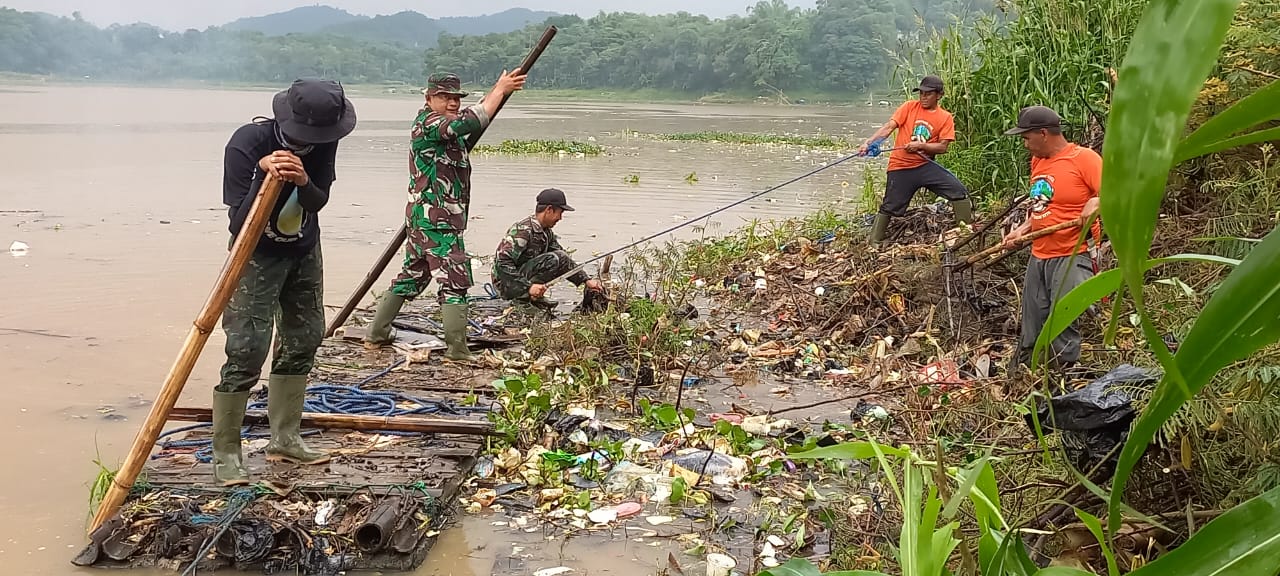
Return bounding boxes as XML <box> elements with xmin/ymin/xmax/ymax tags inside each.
<box><xmin>0</xmin><ymin>83</ymin><xmax>886</xmax><ymax>574</ymax></box>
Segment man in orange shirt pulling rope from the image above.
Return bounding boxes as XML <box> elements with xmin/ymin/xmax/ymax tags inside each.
<box><xmin>1001</xmin><ymin>105</ymin><xmax>1103</xmax><ymax>372</ymax></box>
<box><xmin>859</xmin><ymin>75</ymin><xmax>975</xmax><ymax>245</ymax></box>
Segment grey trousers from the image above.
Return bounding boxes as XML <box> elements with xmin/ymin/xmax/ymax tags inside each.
<box><xmin>1016</xmin><ymin>253</ymin><xmax>1095</xmax><ymax>369</ymax></box>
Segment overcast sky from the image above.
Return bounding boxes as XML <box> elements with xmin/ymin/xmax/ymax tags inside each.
<box><xmin>0</xmin><ymin>1</ymin><xmax>816</xmax><ymax>31</ymax></box>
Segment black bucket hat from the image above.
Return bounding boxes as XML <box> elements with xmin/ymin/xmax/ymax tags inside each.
<box><xmin>272</xmin><ymin>78</ymin><xmax>357</xmax><ymax>144</ymax></box>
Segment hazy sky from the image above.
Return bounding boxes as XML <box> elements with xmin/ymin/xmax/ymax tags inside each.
<box><xmin>0</xmin><ymin>1</ymin><xmax>816</xmax><ymax>31</ymax></box>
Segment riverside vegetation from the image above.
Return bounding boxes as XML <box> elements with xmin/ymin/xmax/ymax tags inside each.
<box><xmin>467</xmin><ymin>1</ymin><xmax>1280</xmax><ymax>575</ymax></box>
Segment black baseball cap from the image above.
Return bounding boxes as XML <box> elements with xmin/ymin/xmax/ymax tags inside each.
<box><xmin>913</xmin><ymin>75</ymin><xmax>945</xmax><ymax>93</ymax></box>
<box><xmin>1004</xmin><ymin>105</ymin><xmax>1063</xmax><ymax>135</ymax></box>
<box><xmin>536</xmin><ymin>188</ymin><xmax>575</xmax><ymax>211</ymax></box>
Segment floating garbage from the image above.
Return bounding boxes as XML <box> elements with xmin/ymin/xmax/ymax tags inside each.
<box><xmin>9</xmin><ymin>240</ymin><xmax>29</xmax><ymax>257</ymax></box>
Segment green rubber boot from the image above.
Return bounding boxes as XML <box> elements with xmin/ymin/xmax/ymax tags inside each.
<box><xmin>363</xmin><ymin>293</ymin><xmax>405</xmax><ymax>349</ymax></box>
<box><xmin>212</xmin><ymin>390</ymin><xmax>250</xmax><ymax>487</ymax></box>
<box><xmin>442</xmin><ymin>302</ymin><xmax>476</xmax><ymax>362</ymax></box>
<box><xmin>265</xmin><ymin>374</ymin><xmax>330</xmax><ymax>465</ymax></box>
<box><xmin>868</xmin><ymin>213</ymin><xmax>891</xmax><ymax>245</ymax></box>
<box><xmin>951</xmin><ymin>199</ymin><xmax>975</xmax><ymax>226</ymax></box>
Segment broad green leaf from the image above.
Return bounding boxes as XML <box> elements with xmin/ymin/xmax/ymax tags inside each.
<box><xmin>1075</xmin><ymin>509</ymin><xmax>1119</xmax><ymax>576</ymax></box>
<box><xmin>787</xmin><ymin>442</ymin><xmax>909</xmax><ymax>461</ymax></box>
<box><xmin>1101</xmin><ymin>0</ymin><xmax>1238</xmax><ymax>294</ymax></box>
<box><xmin>1111</xmin><ymin>225</ymin><xmax>1280</xmax><ymax>532</ymax></box>
<box><xmin>1128</xmin><ymin>485</ymin><xmax>1280</xmax><ymax>576</ymax></box>
<box><xmin>1176</xmin><ymin>78</ymin><xmax>1280</xmax><ymax>163</ymax></box>
<box><xmin>1033</xmin><ymin>254</ymin><xmax>1240</xmax><ymax>358</ymax></box>
<box><xmin>756</xmin><ymin>557</ymin><xmax>887</xmax><ymax>576</ymax></box>
<box><xmin>1176</xmin><ymin>126</ymin><xmax>1280</xmax><ymax>164</ymax></box>
<box><xmin>972</xmin><ymin>459</ymin><xmax>1002</xmax><ymax>528</ymax></box>
<box><xmin>1100</xmin><ymin>3</ymin><xmax>1242</xmax><ymax>518</ymax></box>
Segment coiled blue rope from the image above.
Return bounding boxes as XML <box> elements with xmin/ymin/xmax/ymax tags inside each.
<box><xmin>153</xmin><ymin>361</ymin><xmax>488</xmax><ymax>462</ymax></box>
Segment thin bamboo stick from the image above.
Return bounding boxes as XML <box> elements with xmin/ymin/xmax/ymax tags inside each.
<box><xmin>88</xmin><ymin>174</ymin><xmax>286</xmax><ymax>533</ymax></box>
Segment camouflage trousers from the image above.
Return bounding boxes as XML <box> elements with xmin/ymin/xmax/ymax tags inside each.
<box><xmin>495</xmin><ymin>250</ymin><xmax>577</xmax><ymax>302</ymax></box>
<box><xmin>390</xmin><ymin>227</ymin><xmax>472</xmax><ymax>304</ymax></box>
<box><xmin>217</xmin><ymin>243</ymin><xmax>324</xmax><ymax>393</ymax></box>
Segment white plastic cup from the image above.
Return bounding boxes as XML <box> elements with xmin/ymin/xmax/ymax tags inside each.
<box><xmin>706</xmin><ymin>553</ymin><xmax>736</xmax><ymax>576</ymax></box>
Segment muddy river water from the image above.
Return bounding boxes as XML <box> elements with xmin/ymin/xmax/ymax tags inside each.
<box><xmin>0</xmin><ymin>84</ymin><xmax>886</xmax><ymax>574</ymax></box>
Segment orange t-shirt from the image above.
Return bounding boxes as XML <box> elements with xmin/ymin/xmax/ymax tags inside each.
<box><xmin>886</xmin><ymin>100</ymin><xmax>957</xmax><ymax>172</ymax></box>
<box><xmin>1027</xmin><ymin>143</ymin><xmax>1103</xmax><ymax>259</ymax></box>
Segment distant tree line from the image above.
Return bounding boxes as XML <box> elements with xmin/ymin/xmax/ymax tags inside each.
<box><xmin>0</xmin><ymin>1</ymin><xmax>997</xmax><ymax>94</ymax></box>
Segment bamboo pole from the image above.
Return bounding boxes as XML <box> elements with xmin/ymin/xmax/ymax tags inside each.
<box><xmin>323</xmin><ymin>26</ymin><xmax>559</xmax><ymax>338</ymax></box>
<box><xmin>166</xmin><ymin>407</ymin><xmax>497</xmax><ymax>436</ymax></box>
<box><xmin>950</xmin><ymin>217</ymin><xmax>1086</xmax><ymax>273</ymax></box>
<box><xmin>88</xmin><ymin>174</ymin><xmax>286</xmax><ymax>533</ymax></box>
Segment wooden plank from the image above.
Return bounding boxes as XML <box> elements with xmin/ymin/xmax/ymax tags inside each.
<box><xmin>166</xmin><ymin>407</ymin><xmax>497</xmax><ymax>435</ymax></box>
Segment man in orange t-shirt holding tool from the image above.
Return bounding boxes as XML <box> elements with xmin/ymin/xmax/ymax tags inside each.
<box><xmin>859</xmin><ymin>75</ymin><xmax>974</xmax><ymax>244</ymax></box>
<box><xmin>1001</xmin><ymin>105</ymin><xmax>1103</xmax><ymax>371</ymax></box>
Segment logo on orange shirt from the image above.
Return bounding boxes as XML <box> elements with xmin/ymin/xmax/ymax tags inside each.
<box><xmin>1030</xmin><ymin>175</ymin><xmax>1055</xmax><ymax>213</ymax></box>
<box><xmin>911</xmin><ymin>120</ymin><xmax>934</xmax><ymax>143</ymax></box>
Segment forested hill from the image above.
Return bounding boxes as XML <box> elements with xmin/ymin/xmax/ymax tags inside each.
<box><xmin>221</xmin><ymin>6</ymin><xmax>559</xmax><ymax>47</ymax></box>
<box><xmin>0</xmin><ymin>1</ymin><xmax>997</xmax><ymax>96</ymax></box>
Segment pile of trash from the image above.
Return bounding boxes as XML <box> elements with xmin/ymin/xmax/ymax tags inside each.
<box><xmin>75</xmin><ymin>486</ymin><xmax>441</xmax><ymax>575</ymax></box>
<box><xmin>710</xmin><ymin>206</ymin><xmax>1021</xmax><ymax>381</ymax></box>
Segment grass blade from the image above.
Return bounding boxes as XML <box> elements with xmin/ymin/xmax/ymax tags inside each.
<box><xmin>1034</xmin><ymin>569</ymin><xmax>1099</xmax><ymax>576</ymax></box>
<box><xmin>756</xmin><ymin>557</ymin><xmax>888</xmax><ymax>576</ymax></box>
<box><xmin>1127</xmin><ymin>485</ymin><xmax>1280</xmax><ymax>576</ymax></box>
<box><xmin>1176</xmin><ymin>126</ymin><xmax>1280</xmax><ymax>164</ymax></box>
<box><xmin>1075</xmin><ymin>509</ymin><xmax>1119</xmax><ymax>576</ymax></box>
<box><xmin>1176</xmin><ymin>78</ymin><xmax>1280</xmax><ymax>162</ymax></box>
<box><xmin>1100</xmin><ymin>0</ymin><xmax>1243</xmax><ymax>534</ymax></box>
<box><xmin>786</xmin><ymin>442</ymin><xmax>909</xmax><ymax>461</ymax></box>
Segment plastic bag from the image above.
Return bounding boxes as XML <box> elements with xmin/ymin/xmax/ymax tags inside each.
<box><xmin>1028</xmin><ymin>364</ymin><xmax>1154</xmax><ymax>475</ymax></box>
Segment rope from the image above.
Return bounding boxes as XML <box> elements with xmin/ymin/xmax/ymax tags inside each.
<box><xmin>180</xmin><ymin>487</ymin><xmax>259</xmax><ymax>576</ymax></box>
<box><xmin>153</xmin><ymin>361</ymin><xmax>488</xmax><ymax>462</ymax></box>
<box><xmin>549</xmin><ymin>147</ymin><xmax>874</xmax><ymax>283</ymax></box>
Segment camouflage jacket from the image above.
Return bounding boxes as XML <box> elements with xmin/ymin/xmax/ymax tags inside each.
<box><xmin>492</xmin><ymin>215</ymin><xmax>589</xmax><ymax>294</ymax></box>
<box><xmin>404</xmin><ymin>105</ymin><xmax>490</xmax><ymax>232</ymax></box>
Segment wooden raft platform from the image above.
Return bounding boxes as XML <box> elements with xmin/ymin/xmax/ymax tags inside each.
<box><xmin>76</xmin><ymin>298</ymin><xmax>523</xmax><ymax>574</ymax></box>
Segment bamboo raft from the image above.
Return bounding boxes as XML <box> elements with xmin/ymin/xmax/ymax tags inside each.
<box><xmin>74</xmin><ymin>297</ymin><xmax>518</xmax><ymax>574</ymax></box>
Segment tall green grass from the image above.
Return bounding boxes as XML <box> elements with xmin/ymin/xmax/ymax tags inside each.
<box><xmin>897</xmin><ymin>0</ymin><xmax>1146</xmax><ymax>199</ymax></box>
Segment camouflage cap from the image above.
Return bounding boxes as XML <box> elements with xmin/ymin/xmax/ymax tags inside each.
<box><xmin>425</xmin><ymin>72</ymin><xmax>469</xmax><ymax>97</ymax></box>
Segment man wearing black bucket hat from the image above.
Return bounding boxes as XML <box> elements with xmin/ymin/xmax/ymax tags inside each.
<box><xmin>212</xmin><ymin>78</ymin><xmax>356</xmax><ymax>486</ymax></box>
<box><xmin>363</xmin><ymin>69</ymin><xmax>527</xmax><ymax>360</ymax></box>
<box><xmin>491</xmin><ymin>188</ymin><xmax>603</xmax><ymax>314</ymax></box>
<box><xmin>858</xmin><ymin>74</ymin><xmax>973</xmax><ymax>245</ymax></box>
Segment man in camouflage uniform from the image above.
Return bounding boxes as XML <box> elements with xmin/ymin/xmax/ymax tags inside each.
<box><xmin>364</xmin><ymin>69</ymin><xmax>527</xmax><ymax>360</ymax></box>
<box><xmin>215</xmin><ymin>79</ymin><xmax>356</xmax><ymax>486</ymax></box>
<box><xmin>492</xmin><ymin>188</ymin><xmax>603</xmax><ymax>311</ymax></box>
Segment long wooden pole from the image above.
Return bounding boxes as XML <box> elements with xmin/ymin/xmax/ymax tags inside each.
<box><xmin>323</xmin><ymin>26</ymin><xmax>559</xmax><ymax>338</ymax></box>
<box><xmin>950</xmin><ymin>217</ymin><xmax>1086</xmax><ymax>273</ymax></box>
<box><xmin>167</xmin><ymin>407</ymin><xmax>497</xmax><ymax>436</ymax></box>
<box><xmin>89</xmin><ymin>175</ymin><xmax>286</xmax><ymax>533</ymax></box>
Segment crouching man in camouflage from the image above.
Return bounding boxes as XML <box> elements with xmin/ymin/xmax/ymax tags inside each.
<box><xmin>492</xmin><ymin>188</ymin><xmax>603</xmax><ymax>312</ymax></box>
<box><xmin>363</xmin><ymin>69</ymin><xmax>526</xmax><ymax>360</ymax></box>
<box><xmin>215</xmin><ymin>79</ymin><xmax>356</xmax><ymax>486</ymax></box>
